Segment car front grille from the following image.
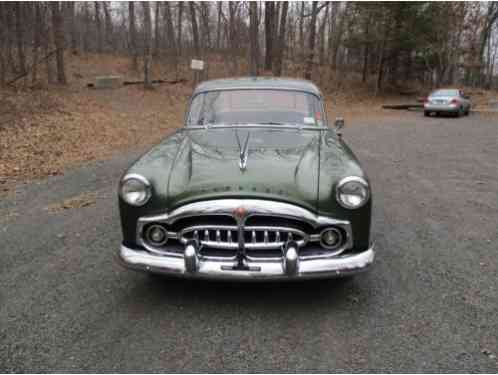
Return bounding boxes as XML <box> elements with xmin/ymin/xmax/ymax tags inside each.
<box><xmin>179</xmin><ymin>225</ymin><xmax>308</xmax><ymax>250</ymax></box>
<box><xmin>137</xmin><ymin>200</ymin><xmax>353</xmax><ymax>260</ymax></box>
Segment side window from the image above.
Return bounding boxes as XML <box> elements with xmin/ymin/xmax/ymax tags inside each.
<box><xmin>187</xmin><ymin>95</ymin><xmax>203</xmax><ymax>125</ymax></box>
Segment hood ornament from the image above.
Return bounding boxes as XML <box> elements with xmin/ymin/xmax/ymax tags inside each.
<box><xmin>235</xmin><ymin>131</ymin><xmax>250</xmax><ymax>172</ymax></box>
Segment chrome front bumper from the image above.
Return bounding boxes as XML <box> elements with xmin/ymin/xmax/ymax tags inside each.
<box><xmin>117</xmin><ymin>243</ymin><xmax>375</xmax><ymax>281</ymax></box>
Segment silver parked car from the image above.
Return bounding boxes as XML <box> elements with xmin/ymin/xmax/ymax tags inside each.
<box><xmin>424</xmin><ymin>89</ymin><xmax>471</xmax><ymax>117</ymax></box>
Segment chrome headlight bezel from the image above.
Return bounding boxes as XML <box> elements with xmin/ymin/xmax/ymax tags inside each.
<box><xmin>119</xmin><ymin>174</ymin><xmax>152</xmax><ymax>206</ymax></box>
<box><xmin>336</xmin><ymin>176</ymin><xmax>370</xmax><ymax>209</ymax></box>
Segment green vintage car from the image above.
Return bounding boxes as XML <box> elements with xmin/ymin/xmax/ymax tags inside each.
<box><xmin>117</xmin><ymin>77</ymin><xmax>374</xmax><ymax>280</ymax></box>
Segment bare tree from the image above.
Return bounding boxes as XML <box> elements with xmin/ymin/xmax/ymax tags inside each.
<box><xmin>177</xmin><ymin>2</ymin><xmax>183</xmax><ymax>57</ymax></box>
<box><xmin>67</xmin><ymin>2</ymin><xmax>78</xmax><ymax>54</ymax></box>
<box><xmin>128</xmin><ymin>2</ymin><xmax>138</xmax><ymax>70</ymax></box>
<box><xmin>82</xmin><ymin>3</ymin><xmax>91</xmax><ymax>52</ymax></box>
<box><xmin>42</xmin><ymin>4</ymin><xmax>55</xmax><ymax>83</ymax></box>
<box><xmin>189</xmin><ymin>2</ymin><xmax>200</xmax><ymax>58</ymax></box>
<box><xmin>50</xmin><ymin>2</ymin><xmax>66</xmax><ymax>84</ymax></box>
<box><xmin>31</xmin><ymin>2</ymin><xmax>42</xmax><ymax>85</ymax></box>
<box><xmin>14</xmin><ymin>2</ymin><xmax>26</xmax><ymax>77</ymax></box>
<box><xmin>304</xmin><ymin>2</ymin><xmax>318</xmax><ymax>80</ymax></box>
<box><xmin>163</xmin><ymin>2</ymin><xmax>176</xmax><ymax>53</ymax></box>
<box><xmin>153</xmin><ymin>2</ymin><xmax>160</xmax><ymax>57</ymax></box>
<box><xmin>94</xmin><ymin>2</ymin><xmax>103</xmax><ymax>52</ymax></box>
<box><xmin>264</xmin><ymin>2</ymin><xmax>275</xmax><ymax>70</ymax></box>
<box><xmin>142</xmin><ymin>1</ymin><xmax>152</xmax><ymax>89</ymax></box>
<box><xmin>273</xmin><ymin>1</ymin><xmax>288</xmax><ymax>76</ymax></box>
<box><xmin>103</xmin><ymin>2</ymin><xmax>113</xmax><ymax>51</ymax></box>
<box><xmin>216</xmin><ymin>2</ymin><xmax>222</xmax><ymax>50</ymax></box>
<box><xmin>0</xmin><ymin>3</ymin><xmax>6</xmax><ymax>85</ymax></box>
<box><xmin>249</xmin><ymin>2</ymin><xmax>259</xmax><ymax>76</ymax></box>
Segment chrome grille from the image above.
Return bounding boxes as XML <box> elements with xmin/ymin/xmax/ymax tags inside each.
<box><xmin>179</xmin><ymin>225</ymin><xmax>308</xmax><ymax>250</ymax></box>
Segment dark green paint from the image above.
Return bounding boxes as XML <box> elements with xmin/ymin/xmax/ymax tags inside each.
<box><xmin>119</xmin><ymin>80</ymin><xmax>371</xmax><ymax>252</ymax></box>
<box><xmin>120</xmin><ymin>128</ymin><xmax>371</xmax><ymax>252</ymax></box>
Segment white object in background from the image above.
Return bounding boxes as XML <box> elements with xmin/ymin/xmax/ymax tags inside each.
<box><xmin>191</xmin><ymin>59</ymin><xmax>205</xmax><ymax>71</ymax></box>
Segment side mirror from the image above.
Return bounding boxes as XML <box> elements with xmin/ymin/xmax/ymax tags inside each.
<box><xmin>334</xmin><ymin>117</ymin><xmax>345</xmax><ymax>134</ymax></box>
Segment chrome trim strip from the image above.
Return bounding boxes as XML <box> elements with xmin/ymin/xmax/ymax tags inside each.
<box><xmin>117</xmin><ymin>243</ymin><xmax>375</xmax><ymax>281</ymax></box>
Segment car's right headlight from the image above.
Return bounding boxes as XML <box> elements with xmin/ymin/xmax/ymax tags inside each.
<box><xmin>119</xmin><ymin>174</ymin><xmax>151</xmax><ymax>206</ymax></box>
<box><xmin>336</xmin><ymin>176</ymin><xmax>370</xmax><ymax>209</ymax></box>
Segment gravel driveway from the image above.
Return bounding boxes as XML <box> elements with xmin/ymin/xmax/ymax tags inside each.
<box><xmin>1</xmin><ymin>112</ymin><xmax>497</xmax><ymax>372</ymax></box>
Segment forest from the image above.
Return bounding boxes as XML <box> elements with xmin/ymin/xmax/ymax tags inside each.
<box><xmin>1</xmin><ymin>1</ymin><xmax>498</xmax><ymax>93</ymax></box>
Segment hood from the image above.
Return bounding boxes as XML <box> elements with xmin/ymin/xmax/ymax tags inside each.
<box><xmin>128</xmin><ymin>127</ymin><xmax>365</xmax><ymax>215</ymax></box>
<box><xmin>166</xmin><ymin>128</ymin><xmax>321</xmax><ymax>211</ymax></box>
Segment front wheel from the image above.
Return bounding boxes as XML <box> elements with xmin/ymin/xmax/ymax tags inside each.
<box><xmin>424</xmin><ymin>111</ymin><xmax>430</xmax><ymax>117</ymax></box>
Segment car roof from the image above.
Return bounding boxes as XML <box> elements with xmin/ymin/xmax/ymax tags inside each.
<box><xmin>193</xmin><ymin>77</ymin><xmax>323</xmax><ymax>98</ymax></box>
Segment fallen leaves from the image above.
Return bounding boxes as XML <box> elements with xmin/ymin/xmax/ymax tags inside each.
<box><xmin>45</xmin><ymin>192</ymin><xmax>97</xmax><ymax>213</ymax></box>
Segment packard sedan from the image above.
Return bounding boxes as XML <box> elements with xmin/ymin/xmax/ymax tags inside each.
<box><xmin>117</xmin><ymin>78</ymin><xmax>374</xmax><ymax>280</ymax></box>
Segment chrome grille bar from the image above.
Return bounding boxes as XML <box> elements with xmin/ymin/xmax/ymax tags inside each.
<box><xmin>179</xmin><ymin>225</ymin><xmax>308</xmax><ymax>250</ymax></box>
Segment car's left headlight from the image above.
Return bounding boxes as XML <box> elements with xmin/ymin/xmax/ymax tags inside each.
<box><xmin>336</xmin><ymin>176</ymin><xmax>370</xmax><ymax>209</ymax></box>
<box><xmin>119</xmin><ymin>174</ymin><xmax>151</xmax><ymax>206</ymax></box>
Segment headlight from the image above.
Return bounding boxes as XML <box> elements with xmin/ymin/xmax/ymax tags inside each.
<box><xmin>119</xmin><ymin>174</ymin><xmax>151</xmax><ymax>206</ymax></box>
<box><xmin>336</xmin><ymin>176</ymin><xmax>370</xmax><ymax>209</ymax></box>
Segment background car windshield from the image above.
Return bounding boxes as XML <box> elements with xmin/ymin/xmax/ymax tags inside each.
<box><xmin>432</xmin><ymin>89</ymin><xmax>458</xmax><ymax>97</ymax></box>
<box><xmin>187</xmin><ymin>90</ymin><xmax>324</xmax><ymax>126</ymax></box>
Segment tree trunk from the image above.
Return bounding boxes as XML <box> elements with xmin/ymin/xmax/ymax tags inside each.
<box><xmin>0</xmin><ymin>3</ymin><xmax>5</xmax><ymax>85</ymax></box>
<box><xmin>189</xmin><ymin>2</ymin><xmax>200</xmax><ymax>59</ymax></box>
<box><xmin>216</xmin><ymin>2</ymin><xmax>222</xmax><ymax>50</ymax></box>
<box><xmin>200</xmin><ymin>3</ymin><xmax>211</xmax><ymax>52</ymax></box>
<box><xmin>67</xmin><ymin>2</ymin><xmax>78</xmax><ymax>54</ymax></box>
<box><xmin>264</xmin><ymin>2</ymin><xmax>274</xmax><ymax>70</ymax></box>
<box><xmin>153</xmin><ymin>2</ymin><xmax>160</xmax><ymax>57</ymax></box>
<box><xmin>128</xmin><ymin>2</ymin><xmax>138</xmax><ymax>70</ymax></box>
<box><xmin>51</xmin><ymin>2</ymin><xmax>66</xmax><ymax>84</ymax></box>
<box><xmin>4</xmin><ymin>4</ymin><xmax>17</xmax><ymax>75</ymax></box>
<box><xmin>304</xmin><ymin>2</ymin><xmax>318</xmax><ymax>80</ymax></box>
<box><xmin>361</xmin><ymin>14</ymin><xmax>370</xmax><ymax>83</ymax></box>
<box><xmin>82</xmin><ymin>3</ymin><xmax>91</xmax><ymax>52</ymax></box>
<box><xmin>42</xmin><ymin>4</ymin><xmax>55</xmax><ymax>83</ymax></box>
<box><xmin>142</xmin><ymin>2</ymin><xmax>152</xmax><ymax>89</ymax></box>
<box><xmin>163</xmin><ymin>2</ymin><xmax>176</xmax><ymax>53</ymax></box>
<box><xmin>318</xmin><ymin>4</ymin><xmax>329</xmax><ymax>66</ymax></box>
<box><xmin>94</xmin><ymin>2</ymin><xmax>103</xmax><ymax>52</ymax></box>
<box><xmin>177</xmin><ymin>2</ymin><xmax>183</xmax><ymax>57</ymax></box>
<box><xmin>272</xmin><ymin>1</ymin><xmax>288</xmax><ymax>77</ymax></box>
<box><xmin>249</xmin><ymin>2</ymin><xmax>259</xmax><ymax>76</ymax></box>
<box><xmin>32</xmin><ymin>2</ymin><xmax>42</xmax><ymax>85</ymax></box>
<box><xmin>103</xmin><ymin>2</ymin><xmax>113</xmax><ymax>51</ymax></box>
<box><xmin>299</xmin><ymin>2</ymin><xmax>305</xmax><ymax>53</ymax></box>
<box><xmin>330</xmin><ymin>8</ymin><xmax>345</xmax><ymax>75</ymax></box>
<box><xmin>14</xmin><ymin>2</ymin><xmax>26</xmax><ymax>77</ymax></box>
<box><xmin>375</xmin><ymin>24</ymin><xmax>389</xmax><ymax>96</ymax></box>
<box><xmin>227</xmin><ymin>2</ymin><xmax>239</xmax><ymax>75</ymax></box>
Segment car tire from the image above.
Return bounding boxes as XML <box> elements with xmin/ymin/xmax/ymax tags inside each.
<box><xmin>424</xmin><ymin>111</ymin><xmax>430</xmax><ymax>117</ymax></box>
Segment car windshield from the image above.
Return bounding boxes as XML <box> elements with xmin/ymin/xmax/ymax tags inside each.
<box><xmin>187</xmin><ymin>89</ymin><xmax>325</xmax><ymax>126</ymax></box>
<box><xmin>431</xmin><ymin>89</ymin><xmax>458</xmax><ymax>97</ymax></box>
